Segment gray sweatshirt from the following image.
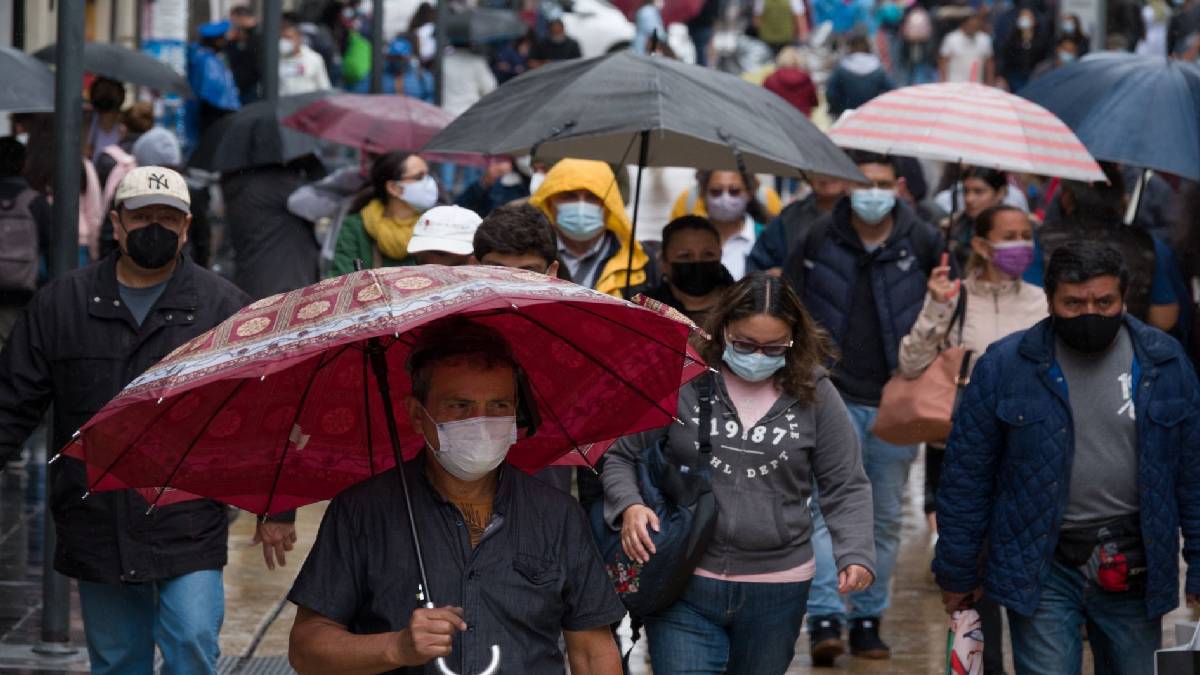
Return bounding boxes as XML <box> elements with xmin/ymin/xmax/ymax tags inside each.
<box><xmin>602</xmin><ymin>371</ymin><xmax>876</xmax><ymax>577</ymax></box>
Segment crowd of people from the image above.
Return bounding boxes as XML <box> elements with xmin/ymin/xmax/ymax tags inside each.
<box><xmin>0</xmin><ymin>0</ymin><xmax>1199</xmax><ymax>674</ymax></box>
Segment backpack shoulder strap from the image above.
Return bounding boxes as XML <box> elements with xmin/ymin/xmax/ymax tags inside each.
<box><xmin>781</xmin><ymin>213</ymin><xmax>830</xmax><ymax>293</ymax></box>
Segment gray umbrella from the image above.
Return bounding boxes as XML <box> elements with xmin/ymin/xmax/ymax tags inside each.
<box><xmin>0</xmin><ymin>47</ymin><xmax>55</xmax><ymax>113</ymax></box>
<box><xmin>423</xmin><ymin>50</ymin><xmax>864</xmax><ymax>182</ymax></box>
<box><xmin>35</xmin><ymin>42</ymin><xmax>191</xmax><ymax>97</ymax></box>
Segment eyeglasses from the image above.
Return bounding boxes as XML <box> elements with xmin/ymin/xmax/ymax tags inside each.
<box><xmin>726</xmin><ymin>335</ymin><xmax>793</xmax><ymax>357</ymax></box>
<box><xmin>707</xmin><ymin>187</ymin><xmax>744</xmax><ymax>198</ymax></box>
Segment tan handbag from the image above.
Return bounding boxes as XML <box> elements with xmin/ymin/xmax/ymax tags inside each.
<box><xmin>872</xmin><ymin>295</ymin><xmax>974</xmax><ymax>446</ymax></box>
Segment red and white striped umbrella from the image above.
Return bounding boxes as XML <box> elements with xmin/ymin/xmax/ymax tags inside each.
<box><xmin>829</xmin><ymin>82</ymin><xmax>1105</xmax><ymax>183</ymax></box>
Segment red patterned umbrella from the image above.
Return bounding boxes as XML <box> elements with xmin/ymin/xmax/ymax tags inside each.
<box><xmin>62</xmin><ymin>265</ymin><xmax>704</xmax><ymax>516</ymax></box>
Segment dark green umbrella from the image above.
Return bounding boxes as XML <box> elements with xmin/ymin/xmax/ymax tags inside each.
<box><xmin>446</xmin><ymin>8</ymin><xmax>529</xmax><ymax>45</ymax></box>
<box><xmin>35</xmin><ymin>42</ymin><xmax>191</xmax><ymax>97</ymax></box>
<box><xmin>423</xmin><ymin>50</ymin><xmax>864</xmax><ymax>181</ymax></box>
<box><xmin>0</xmin><ymin>46</ymin><xmax>55</xmax><ymax>113</ymax></box>
<box><xmin>188</xmin><ymin>91</ymin><xmax>332</xmax><ymax>172</ymax></box>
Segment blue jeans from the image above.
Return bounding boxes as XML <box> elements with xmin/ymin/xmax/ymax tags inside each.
<box><xmin>808</xmin><ymin>402</ymin><xmax>916</xmax><ymax>621</ymax></box>
<box><xmin>1007</xmin><ymin>561</ymin><xmax>1160</xmax><ymax>675</ymax></box>
<box><xmin>78</xmin><ymin>569</ymin><xmax>224</xmax><ymax>675</ymax></box>
<box><xmin>645</xmin><ymin>575</ymin><xmax>812</xmax><ymax>675</ymax></box>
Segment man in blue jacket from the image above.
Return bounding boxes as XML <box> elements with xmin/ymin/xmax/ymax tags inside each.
<box><xmin>782</xmin><ymin>150</ymin><xmax>942</xmax><ymax>664</ymax></box>
<box><xmin>935</xmin><ymin>240</ymin><xmax>1200</xmax><ymax>675</ymax></box>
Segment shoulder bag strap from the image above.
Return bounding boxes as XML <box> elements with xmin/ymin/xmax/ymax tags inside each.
<box><xmin>697</xmin><ymin>372</ymin><xmax>714</xmax><ymax>457</ymax></box>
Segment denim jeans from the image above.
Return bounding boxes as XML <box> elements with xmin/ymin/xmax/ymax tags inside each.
<box><xmin>808</xmin><ymin>402</ymin><xmax>917</xmax><ymax>621</ymax></box>
<box><xmin>645</xmin><ymin>575</ymin><xmax>812</xmax><ymax>675</ymax></box>
<box><xmin>1007</xmin><ymin>561</ymin><xmax>1160</xmax><ymax>675</ymax></box>
<box><xmin>77</xmin><ymin>569</ymin><xmax>224</xmax><ymax>675</ymax></box>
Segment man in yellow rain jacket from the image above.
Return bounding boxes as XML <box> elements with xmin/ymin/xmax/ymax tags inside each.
<box><xmin>530</xmin><ymin>159</ymin><xmax>653</xmax><ymax>298</ymax></box>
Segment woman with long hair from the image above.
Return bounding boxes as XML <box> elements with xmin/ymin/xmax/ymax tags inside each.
<box><xmin>603</xmin><ymin>272</ymin><xmax>876</xmax><ymax>675</ymax></box>
<box><xmin>330</xmin><ymin>151</ymin><xmax>439</xmax><ymax>275</ymax></box>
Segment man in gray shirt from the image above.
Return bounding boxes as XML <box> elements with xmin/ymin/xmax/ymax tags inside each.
<box><xmin>934</xmin><ymin>240</ymin><xmax>1200</xmax><ymax>675</ymax></box>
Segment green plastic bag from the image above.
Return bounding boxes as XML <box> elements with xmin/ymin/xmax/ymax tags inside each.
<box><xmin>343</xmin><ymin>31</ymin><xmax>372</xmax><ymax>86</ymax></box>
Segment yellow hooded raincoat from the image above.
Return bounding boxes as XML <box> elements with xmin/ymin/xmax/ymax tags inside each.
<box><xmin>530</xmin><ymin>159</ymin><xmax>650</xmax><ymax>297</ymax></box>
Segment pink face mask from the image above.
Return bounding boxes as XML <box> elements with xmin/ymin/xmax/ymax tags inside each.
<box><xmin>990</xmin><ymin>240</ymin><xmax>1035</xmax><ymax>278</ymax></box>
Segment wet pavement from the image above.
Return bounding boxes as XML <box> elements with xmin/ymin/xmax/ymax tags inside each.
<box><xmin>0</xmin><ymin>443</ymin><xmax>1196</xmax><ymax>674</ymax></box>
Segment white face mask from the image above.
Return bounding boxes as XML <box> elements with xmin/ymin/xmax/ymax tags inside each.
<box><xmin>280</xmin><ymin>38</ymin><xmax>297</xmax><ymax>55</ymax></box>
<box><xmin>422</xmin><ymin>408</ymin><xmax>517</xmax><ymax>482</ymax></box>
<box><xmin>400</xmin><ymin>175</ymin><xmax>440</xmax><ymax>212</ymax></box>
<box><xmin>529</xmin><ymin>172</ymin><xmax>547</xmax><ymax>195</ymax></box>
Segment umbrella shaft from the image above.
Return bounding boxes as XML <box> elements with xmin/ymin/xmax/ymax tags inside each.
<box><xmin>367</xmin><ymin>338</ymin><xmax>435</xmax><ymax>605</ymax></box>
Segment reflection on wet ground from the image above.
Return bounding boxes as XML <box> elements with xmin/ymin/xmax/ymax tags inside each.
<box><xmin>0</xmin><ymin>444</ymin><xmax>1195</xmax><ymax>674</ymax></box>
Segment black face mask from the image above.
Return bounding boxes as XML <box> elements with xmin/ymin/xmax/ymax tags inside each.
<box><xmin>1054</xmin><ymin>313</ymin><xmax>1124</xmax><ymax>353</ymax></box>
<box><xmin>92</xmin><ymin>96</ymin><xmax>122</xmax><ymax>113</ymax></box>
<box><xmin>123</xmin><ymin>223</ymin><xmax>180</xmax><ymax>269</ymax></box>
<box><xmin>670</xmin><ymin>261</ymin><xmax>725</xmax><ymax>297</ymax></box>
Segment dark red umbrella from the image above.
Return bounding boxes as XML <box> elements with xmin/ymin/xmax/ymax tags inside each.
<box><xmin>611</xmin><ymin>0</ymin><xmax>704</xmax><ymax>26</ymax></box>
<box><xmin>62</xmin><ymin>265</ymin><xmax>703</xmax><ymax>516</ymax></box>
<box><xmin>281</xmin><ymin>93</ymin><xmax>476</xmax><ymax>165</ymax></box>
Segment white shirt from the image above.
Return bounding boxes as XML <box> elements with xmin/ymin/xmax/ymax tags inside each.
<box><xmin>279</xmin><ymin>45</ymin><xmax>331</xmax><ymax>96</ymax></box>
<box><xmin>721</xmin><ymin>215</ymin><xmax>758</xmax><ymax>281</ymax></box>
<box><xmin>441</xmin><ymin>50</ymin><xmax>498</xmax><ymax>117</ymax></box>
<box><xmin>939</xmin><ymin>30</ymin><xmax>992</xmax><ymax>82</ymax></box>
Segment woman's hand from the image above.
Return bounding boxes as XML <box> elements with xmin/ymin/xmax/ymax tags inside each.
<box><xmin>620</xmin><ymin>504</ymin><xmax>660</xmax><ymax>564</ymax></box>
<box><xmin>837</xmin><ymin>565</ymin><xmax>874</xmax><ymax>594</ymax></box>
<box><xmin>928</xmin><ymin>252</ymin><xmax>960</xmax><ymax>304</ymax></box>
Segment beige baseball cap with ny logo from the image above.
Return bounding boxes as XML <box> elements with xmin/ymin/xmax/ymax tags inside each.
<box><xmin>114</xmin><ymin>165</ymin><xmax>191</xmax><ymax>213</ymax></box>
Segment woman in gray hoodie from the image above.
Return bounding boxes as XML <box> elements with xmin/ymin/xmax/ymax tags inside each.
<box><xmin>602</xmin><ymin>273</ymin><xmax>876</xmax><ymax>675</ymax></box>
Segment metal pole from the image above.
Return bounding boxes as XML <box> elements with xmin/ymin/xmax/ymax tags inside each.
<box><xmin>134</xmin><ymin>0</ymin><xmax>143</xmax><ymax>49</ymax></box>
<box><xmin>261</xmin><ymin>0</ymin><xmax>282</xmax><ymax>100</ymax></box>
<box><xmin>434</xmin><ymin>0</ymin><xmax>448</xmax><ymax>106</ymax></box>
<box><xmin>1095</xmin><ymin>0</ymin><xmax>1108</xmax><ymax>51</ymax></box>
<box><xmin>370</xmin><ymin>0</ymin><xmax>385</xmax><ymax>93</ymax></box>
<box><xmin>624</xmin><ymin>130</ymin><xmax>650</xmax><ymax>294</ymax></box>
<box><xmin>37</xmin><ymin>0</ymin><xmax>85</xmax><ymax>653</ymax></box>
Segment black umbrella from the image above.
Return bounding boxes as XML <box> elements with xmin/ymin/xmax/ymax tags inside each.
<box><xmin>0</xmin><ymin>46</ymin><xmax>55</xmax><ymax>113</ymax></box>
<box><xmin>188</xmin><ymin>91</ymin><xmax>332</xmax><ymax>172</ymax></box>
<box><xmin>35</xmin><ymin>42</ymin><xmax>191</xmax><ymax>97</ymax></box>
<box><xmin>423</xmin><ymin>50</ymin><xmax>864</xmax><ymax>290</ymax></box>
<box><xmin>424</xmin><ymin>50</ymin><xmax>863</xmax><ymax>180</ymax></box>
<box><xmin>446</xmin><ymin>8</ymin><xmax>529</xmax><ymax>45</ymax></box>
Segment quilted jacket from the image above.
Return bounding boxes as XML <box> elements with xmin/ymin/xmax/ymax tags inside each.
<box><xmin>933</xmin><ymin>314</ymin><xmax>1200</xmax><ymax>618</ymax></box>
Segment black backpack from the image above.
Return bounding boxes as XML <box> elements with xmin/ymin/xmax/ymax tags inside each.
<box><xmin>0</xmin><ymin>189</ymin><xmax>38</xmax><ymax>293</ymax></box>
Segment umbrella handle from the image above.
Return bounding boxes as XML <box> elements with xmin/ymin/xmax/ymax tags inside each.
<box><xmin>435</xmin><ymin>645</ymin><xmax>501</xmax><ymax>675</ymax></box>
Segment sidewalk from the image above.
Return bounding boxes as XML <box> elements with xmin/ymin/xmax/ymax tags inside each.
<box><xmin>2</xmin><ymin>445</ymin><xmax>1197</xmax><ymax>674</ymax></box>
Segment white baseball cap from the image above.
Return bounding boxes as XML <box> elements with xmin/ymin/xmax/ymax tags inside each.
<box><xmin>407</xmin><ymin>205</ymin><xmax>482</xmax><ymax>256</ymax></box>
<box><xmin>114</xmin><ymin>165</ymin><xmax>190</xmax><ymax>213</ymax></box>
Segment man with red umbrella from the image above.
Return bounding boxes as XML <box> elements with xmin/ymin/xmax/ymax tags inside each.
<box><xmin>0</xmin><ymin>166</ymin><xmax>297</xmax><ymax>674</ymax></box>
<box><xmin>288</xmin><ymin>318</ymin><xmax>625</xmax><ymax>674</ymax></box>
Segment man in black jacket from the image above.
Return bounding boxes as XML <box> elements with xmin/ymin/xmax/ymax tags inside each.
<box><xmin>0</xmin><ymin>166</ymin><xmax>295</xmax><ymax>675</ymax></box>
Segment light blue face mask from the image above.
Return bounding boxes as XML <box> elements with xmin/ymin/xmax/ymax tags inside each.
<box><xmin>555</xmin><ymin>201</ymin><xmax>606</xmax><ymax>242</ymax></box>
<box><xmin>850</xmin><ymin>187</ymin><xmax>896</xmax><ymax>225</ymax></box>
<box><xmin>722</xmin><ymin>343</ymin><xmax>786</xmax><ymax>382</ymax></box>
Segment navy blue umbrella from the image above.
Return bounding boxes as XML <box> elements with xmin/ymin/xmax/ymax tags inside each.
<box><xmin>1020</xmin><ymin>53</ymin><xmax>1200</xmax><ymax>181</ymax></box>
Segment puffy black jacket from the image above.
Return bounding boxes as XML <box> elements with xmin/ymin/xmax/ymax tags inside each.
<box><xmin>0</xmin><ymin>253</ymin><xmax>249</xmax><ymax>583</ymax></box>
<box><xmin>782</xmin><ymin>198</ymin><xmax>943</xmax><ymax>373</ymax></box>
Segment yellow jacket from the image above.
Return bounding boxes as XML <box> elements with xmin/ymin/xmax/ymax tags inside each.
<box><xmin>531</xmin><ymin>159</ymin><xmax>650</xmax><ymax>297</ymax></box>
<box><xmin>668</xmin><ymin>183</ymin><xmax>784</xmax><ymax>221</ymax></box>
